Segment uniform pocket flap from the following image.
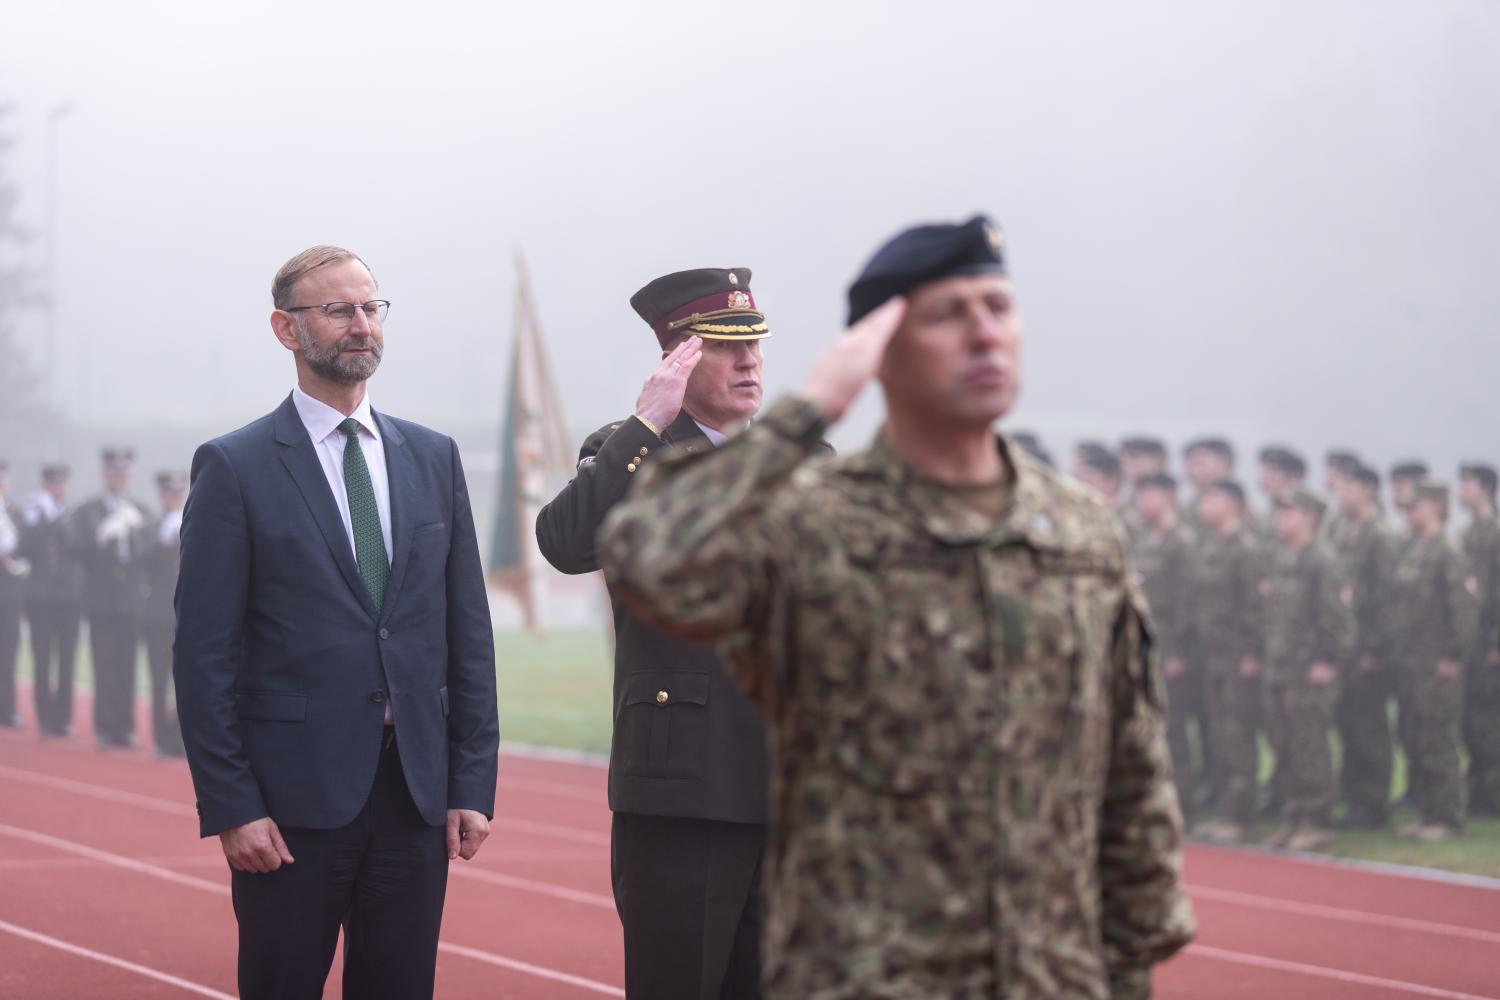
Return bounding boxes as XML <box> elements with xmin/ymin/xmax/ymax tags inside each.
<box><xmin>625</xmin><ymin>673</ymin><xmax>709</xmax><ymax>708</ymax></box>
<box><xmin>234</xmin><ymin>691</ymin><xmax>307</xmax><ymax>722</ymax></box>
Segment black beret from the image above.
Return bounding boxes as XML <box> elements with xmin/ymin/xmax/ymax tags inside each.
<box><xmin>1009</xmin><ymin>430</ymin><xmax>1053</xmax><ymax>468</ymax></box>
<box><xmin>1351</xmin><ymin>464</ymin><xmax>1381</xmax><ymax>488</ymax></box>
<box><xmin>1120</xmin><ymin>436</ymin><xmax>1167</xmax><ymax>459</ymax></box>
<box><xmin>1325</xmin><ymin>449</ymin><xmax>1360</xmax><ymax>472</ymax></box>
<box><xmin>1204</xmin><ymin>478</ymin><xmax>1246</xmax><ymax>504</ymax></box>
<box><xmin>1258</xmin><ymin>445</ymin><xmax>1307</xmax><ymax>477</ymax></box>
<box><xmin>1460</xmin><ymin>463</ymin><xmax>1498</xmax><ymax>494</ymax></box>
<box><xmin>1391</xmin><ymin>461</ymin><xmax>1429</xmax><ymax>481</ymax></box>
<box><xmin>846</xmin><ymin>215</ymin><xmax>1007</xmax><ymax>326</ymax></box>
<box><xmin>1077</xmin><ymin>443</ymin><xmax>1121</xmax><ymax>478</ymax></box>
<box><xmin>156</xmin><ymin>469</ymin><xmax>189</xmax><ymax>493</ymax></box>
<box><xmin>630</xmin><ymin>268</ymin><xmax>768</xmax><ymax>348</ymax></box>
<box><xmin>1184</xmin><ymin>437</ymin><xmax>1236</xmax><ymax>464</ymax></box>
<box><xmin>1136</xmin><ymin>471</ymin><xmax>1178</xmax><ymax>492</ymax></box>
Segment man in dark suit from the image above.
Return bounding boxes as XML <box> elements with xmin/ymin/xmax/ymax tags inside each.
<box><xmin>19</xmin><ymin>464</ymin><xmax>81</xmax><ymax>738</ymax></box>
<box><xmin>538</xmin><ymin>267</ymin><xmax>804</xmax><ymax>999</ymax></box>
<box><xmin>72</xmin><ymin>446</ymin><xmax>151</xmax><ymax>750</ymax></box>
<box><xmin>142</xmin><ymin>469</ymin><xmax>188</xmax><ymax>757</ymax></box>
<box><xmin>175</xmin><ymin>245</ymin><xmax>499</xmax><ymax>1000</ymax></box>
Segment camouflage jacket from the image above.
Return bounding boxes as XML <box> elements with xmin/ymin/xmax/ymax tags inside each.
<box><xmin>600</xmin><ymin>396</ymin><xmax>1195</xmax><ymax>1000</ymax></box>
<box><xmin>1389</xmin><ymin>533</ymin><xmax>1478</xmax><ymax>669</ymax></box>
<box><xmin>1181</xmin><ymin>525</ymin><xmax>1265</xmax><ymax>670</ymax></box>
<box><xmin>1128</xmin><ymin>521</ymin><xmax>1193</xmax><ymax>663</ymax></box>
<box><xmin>1460</xmin><ymin>516</ymin><xmax>1500</xmax><ymax>661</ymax></box>
<box><xmin>1329</xmin><ymin>515</ymin><xmax>1396</xmax><ymax>662</ymax></box>
<box><xmin>1263</xmin><ymin>541</ymin><xmax>1355</xmax><ymax>684</ymax></box>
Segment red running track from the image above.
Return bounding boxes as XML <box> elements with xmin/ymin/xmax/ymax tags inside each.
<box><xmin>1</xmin><ymin>696</ymin><xmax>1498</xmax><ymax>999</ymax></box>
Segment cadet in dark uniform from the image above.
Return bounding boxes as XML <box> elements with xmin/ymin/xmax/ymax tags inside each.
<box><xmin>143</xmin><ymin>469</ymin><xmax>188</xmax><ymax>757</ymax></box>
<box><xmin>72</xmin><ymin>447</ymin><xmax>151</xmax><ymax>750</ymax></box>
<box><xmin>1458</xmin><ymin>463</ymin><xmax>1500</xmax><ymax>816</ymax></box>
<box><xmin>0</xmin><ymin>461</ymin><xmax>24</xmax><ymax>728</ymax></box>
<box><xmin>19</xmin><ymin>464</ymin><xmax>81</xmax><ymax>738</ymax></box>
<box><xmin>537</xmin><ymin>267</ymin><xmax>800</xmax><ymax>999</ymax></box>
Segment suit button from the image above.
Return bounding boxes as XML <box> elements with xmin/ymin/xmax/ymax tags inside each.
<box><xmin>379</xmin><ymin>628</ymin><xmax>389</xmax><ymax>640</ymax></box>
<box><xmin>370</xmin><ymin>691</ymin><xmax>386</xmax><ymax>703</ymax></box>
<box><xmin>656</xmin><ymin>690</ymin><xmax>668</xmax><ymax>705</ymax></box>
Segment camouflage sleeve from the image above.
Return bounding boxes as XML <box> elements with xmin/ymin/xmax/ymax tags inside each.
<box><xmin>1317</xmin><ymin>553</ymin><xmax>1356</xmax><ymax>670</ymax></box>
<box><xmin>1100</xmin><ymin>582</ymin><xmax>1197</xmax><ymax>988</ymax></box>
<box><xmin>1240</xmin><ymin>538</ymin><xmax>1269</xmax><ymax>659</ymax></box>
<box><xmin>598</xmin><ymin>395</ymin><xmax>827</xmax><ymax>648</ymax></box>
<box><xmin>1449</xmin><ymin>548</ymin><xmax>1480</xmax><ymax>665</ymax></box>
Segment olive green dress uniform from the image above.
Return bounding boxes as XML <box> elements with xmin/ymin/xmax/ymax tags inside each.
<box><xmin>1262</xmin><ymin>535</ymin><xmax>1355</xmax><ymax>828</ymax></box>
<box><xmin>600</xmin><ymin>396</ymin><xmax>1195</xmax><ymax>1000</ymax></box>
<box><xmin>1459</xmin><ymin>514</ymin><xmax>1500</xmax><ymax>815</ymax></box>
<box><xmin>1390</xmin><ymin>533</ymin><xmax>1478</xmax><ymax>830</ymax></box>
<box><xmin>1182</xmin><ymin>523</ymin><xmax>1266</xmax><ymax>829</ymax></box>
<box><xmin>1329</xmin><ymin>514</ymin><xmax>1399</xmax><ymax>824</ymax></box>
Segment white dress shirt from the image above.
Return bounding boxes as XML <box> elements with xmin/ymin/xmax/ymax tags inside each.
<box><xmin>291</xmin><ymin>386</ymin><xmax>394</xmax><ymax>567</ymax></box>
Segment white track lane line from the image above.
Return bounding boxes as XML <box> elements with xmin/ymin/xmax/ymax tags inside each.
<box><xmin>0</xmin><ymin>918</ymin><xmax>236</xmax><ymax>999</ymax></box>
<box><xmin>0</xmin><ymin>763</ymin><xmax>197</xmax><ymax>817</ymax></box>
<box><xmin>450</xmin><ymin>867</ymin><xmax>614</xmax><ymax>909</ymax></box>
<box><xmin>1186</xmin><ymin>944</ymin><xmax>1499</xmax><ymax>1000</ymax></box>
<box><xmin>0</xmin><ymin>822</ymin><xmax>621</xmax><ymax>996</ymax></box>
<box><xmin>491</xmin><ymin>817</ymin><xmax>611</xmax><ymax>846</ymax></box>
<box><xmin>1188</xmin><ymin>884</ymin><xmax>1500</xmax><ymax>945</ymax></box>
<box><xmin>500</xmin><ymin>777</ymin><xmax>609</xmax><ymax>803</ymax></box>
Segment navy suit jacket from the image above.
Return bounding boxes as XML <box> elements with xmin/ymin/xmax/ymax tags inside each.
<box><xmin>174</xmin><ymin>394</ymin><xmax>499</xmax><ymax>838</ymax></box>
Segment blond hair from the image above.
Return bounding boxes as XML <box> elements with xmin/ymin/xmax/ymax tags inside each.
<box><xmin>271</xmin><ymin>245</ymin><xmax>375</xmax><ymax>309</ymax></box>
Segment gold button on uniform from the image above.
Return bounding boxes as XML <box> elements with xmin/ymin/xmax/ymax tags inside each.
<box><xmin>627</xmin><ymin>462</ymin><xmax>638</xmax><ymax>473</ymax></box>
<box><xmin>639</xmin><ymin>447</ymin><xmax>649</xmax><ymax>457</ymax></box>
<box><xmin>656</xmin><ymin>690</ymin><xmax>669</xmax><ymax>705</ymax></box>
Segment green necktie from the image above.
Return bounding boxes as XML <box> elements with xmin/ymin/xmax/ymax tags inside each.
<box><xmin>340</xmin><ymin>418</ymin><xmax>389</xmax><ymax>610</ymax></box>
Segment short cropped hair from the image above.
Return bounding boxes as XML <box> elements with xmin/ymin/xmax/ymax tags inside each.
<box><xmin>271</xmin><ymin>245</ymin><xmax>374</xmax><ymax>310</ymax></box>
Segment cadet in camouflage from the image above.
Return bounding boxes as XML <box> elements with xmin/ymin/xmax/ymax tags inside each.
<box><xmin>1390</xmin><ymin>482</ymin><xmax>1478</xmax><ymax>839</ymax></box>
<box><xmin>600</xmin><ymin>216</ymin><xmax>1194</xmax><ymax>999</ymax></box>
<box><xmin>1458</xmin><ymin>464</ymin><xmax>1500</xmax><ymax>816</ymax></box>
<box><xmin>1261</xmin><ymin>489</ymin><xmax>1355</xmax><ymax>850</ymax></box>
<box><xmin>1329</xmin><ymin>463</ymin><xmax>1398</xmax><ymax>828</ymax></box>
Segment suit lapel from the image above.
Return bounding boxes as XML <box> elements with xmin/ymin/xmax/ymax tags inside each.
<box><xmin>374</xmin><ymin>409</ymin><xmax>415</xmax><ymax>625</ymax></box>
<box><xmin>273</xmin><ymin>395</ymin><xmax>378</xmax><ymax>620</ymax></box>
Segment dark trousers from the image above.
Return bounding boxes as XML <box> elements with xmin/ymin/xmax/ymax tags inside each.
<box><xmin>29</xmin><ymin>604</ymin><xmax>78</xmax><ymax>732</ymax></box>
<box><xmin>143</xmin><ymin>624</ymin><xmax>183</xmax><ymax>754</ymax></box>
<box><xmin>612</xmin><ymin>813</ymin><xmax>765</xmax><ymax>1000</ymax></box>
<box><xmin>90</xmin><ymin>613</ymin><xmax>139</xmax><ymax>742</ymax></box>
<box><xmin>231</xmin><ymin>730</ymin><xmax>449</xmax><ymax>1000</ymax></box>
<box><xmin>0</xmin><ymin>591</ymin><xmax>19</xmax><ymax>723</ymax></box>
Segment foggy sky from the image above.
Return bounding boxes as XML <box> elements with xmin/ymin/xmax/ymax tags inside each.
<box><xmin>2</xmin><ymin>0</ymin><xmax>1497</xmax><ymax>481</ymax></box>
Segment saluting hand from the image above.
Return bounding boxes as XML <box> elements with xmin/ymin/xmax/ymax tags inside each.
<box><xmin>635</xmin><ymin>337</ymin><xmax>704</xmax><ymax>433</ymax></box>
<box><xmin>798</xmin><ymin>296</ymin><xmax>907</xmax><ymax>423</ymax></box>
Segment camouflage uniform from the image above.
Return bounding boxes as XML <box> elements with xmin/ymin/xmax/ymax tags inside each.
<box><xmin>1262</xmin><ymin>542</ymin><xmax>1355</xmax><ymax>826</ymax></box>
<box><xmin>1181</xmin><ymin>525</ymin><xmax>1265</xmax><ymax>828</ymax></box>
<box><xmin>1329</xmin><ymin>516</ymin><xmax>1398</xmax><ymax>823</ymax></box>
<box><xmin>600</xmin><ymin>397</ymin><xmax>1195</xmax><ymax>1000</ymax></box>
<box><xmin>1460</xmin><ymin>516</ymin><xmax>1500</xmax><ymax>814</ymax></box>
<box><xmin>1390</xmin><ymin>534</ymin><xmax>1478</xmax><ymax>830</ymax></box>
<box><xmin>1129</xmin><ymin>520</ymin><xmax>1201</xmax><ymax>819</ymax></box>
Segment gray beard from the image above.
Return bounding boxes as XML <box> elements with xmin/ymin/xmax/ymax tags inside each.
<box><xmin>297</xmin><ymin>320</ymin><xmax>382</xmax><ymax>384</ymax></box>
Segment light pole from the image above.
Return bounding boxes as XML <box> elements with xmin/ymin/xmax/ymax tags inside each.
<box><xmin>44</xmin><ymin>103</ymin><xmax>74</xmax><ymax>422</ymax></box>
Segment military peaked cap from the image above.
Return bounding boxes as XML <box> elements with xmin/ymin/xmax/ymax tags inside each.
<box><xmin>631</xmin><ymin>268</ymin><xmax>769</xmax><ymax>348</ymax></box>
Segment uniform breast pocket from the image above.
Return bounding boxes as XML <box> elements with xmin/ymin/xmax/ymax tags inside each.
<box><xmin>618</xmin><ymin>672</ymin><xmax>709</xmax><ymax>779</ymax></box>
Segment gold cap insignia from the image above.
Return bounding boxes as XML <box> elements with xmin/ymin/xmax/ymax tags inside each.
<box><xmin>727</xmin><ymin>272</ymin><xmax>739</xmax><ymax>286</ymax></box>
<box><xmin>727</xmin><ymin>290</ymin><xmax>751</xmax><ymax>310</ymax></box>
<box><xmin>986</xmin><ymin>225</ymin><xmax>1004</xmax><ymax>253</ymax></box>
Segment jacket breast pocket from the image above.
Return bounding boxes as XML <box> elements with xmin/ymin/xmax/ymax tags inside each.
<box><xmin>618</xmin><ymin>672</ymin><xmax>708</xmax><ymax>779</ymax></box>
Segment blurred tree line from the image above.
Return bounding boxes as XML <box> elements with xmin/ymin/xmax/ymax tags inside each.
<box><xmin>0</xmin><ymin>102</ymin><xmax>50</xmax><ymax>427</ymax></box>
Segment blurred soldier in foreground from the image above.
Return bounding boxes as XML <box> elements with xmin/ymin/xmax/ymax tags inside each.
<box><xmin>1390</xmin><ymin>482</ymin><xmax>1475</xmax><ymax>840</ymax></box>
<box><xmin>0</xmin><ymin>461</ymin><xmax>24</xmax><ymax>727</ymax></box>
<box><xmin>1331</xmin><ymin>464</ymin><xmax>1398</xmax><ymax>828</ymax></box>
<box><xmin>538</xmin><ymin>267</ymin><xmax>784</xmax><ymax>999</ymax></box>
<box><xmin>142</xmin><ymin>470</ymin><xmax>187</xmax><ymax>757</ymax></box>
<box><xmin>1183</xmin><ymin>479</ymin><xmax>1265</xmax><ymax>840</ymax></box>
<box><xmin>19</xmin><ymin>464</ymin><xmax>80</xmax><ymax>738</ymax></box>
<box><xmin>601</xmin><ymin>217</ymin><xmax>1194</xmax><ymax>998</ymax></box>
<box><xmin>1261</xmin><ymin>489</ymin><xmax>1354</xmax><ymax>850</ymax></box>
<box><xmin>1129</xmin><ymin>472</ymin><xmax>1200</xmax><ymax>818</ymax></box>
<box><xmin>73</xmin><ymin>447</ymin><xmax>150</xmax><ymax>750</ymax></box>
<box><xmin>1458</xmin><ymin>464</ymin><xmax>1500</xmax><ymax>816</ymax></box>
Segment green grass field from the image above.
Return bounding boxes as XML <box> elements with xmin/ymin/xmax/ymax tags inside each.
<box><xmin>16</xmin><ymin>626</ymin><xmax>1500</xmax><ymax>878</ymax></box>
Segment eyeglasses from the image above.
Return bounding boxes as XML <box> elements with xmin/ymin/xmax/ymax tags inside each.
<box><xmin>285</xmin><ymin>300</ymin><xmax>390</xmax><ymax>324</ymax></box>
